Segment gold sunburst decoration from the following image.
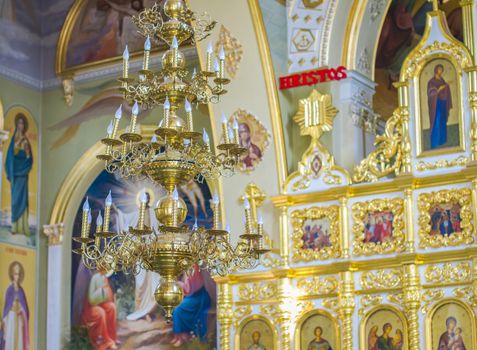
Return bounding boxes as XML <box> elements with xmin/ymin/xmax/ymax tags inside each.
<box><xmin>293</xmin><ymin>89</ymin><xmax>338</xmax><ymax>139</ymax></box>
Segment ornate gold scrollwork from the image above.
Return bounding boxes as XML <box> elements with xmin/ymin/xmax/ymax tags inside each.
<box><xmin>425</xmin><ymin>262</ymin><xmax>472</xmax><ymax>284</ymax></box>
<box><xmin>360</xmin><ymin>269</ymin><xmax>403</xmax><ymax>290</ymax></box>
<box><xmin>352</xmin><ymin>198</ymin><xmax>406</xmax><ymax>256</ymax></box>
<box><xmin>238</xmin><ymin>281</ymin><xmax>278</xmax><ymax>301</ymax></box>
<box><xmin>214</xmin><ymin>25</ymin><xmax>243</xmax><ymax>79</ymax></box>
<box><xmin>453</xmin><ymin>286</ymin><xmax>477</xmax><ymax>307</ymax></box>
<box><xmin>417</xmin><ymin>188</ymin><xmax>474</xmax><ymax>248</ymax></box>
<box><xmin>421</xmin><ymin>289</ymin><xmax>445</xmax><ymax>314</ymax></box>
<box><xmin>232</xmin><ymin>305</ymin><xmax>252</xmax><ymax>327</ymax></box>
<box><xmin>358</xmin><ymin>295</ymin><xmax>383</xmax><ymax>316</ymax></box>
<box><xmin>416</xmin><ymin>156</ymin><xmax>469</xmax><ymax>171</ymax></box>
<box><xmin>296</xmin><ymin>275</ymin><xmax>339</xmax><ymax>296</ymax></box>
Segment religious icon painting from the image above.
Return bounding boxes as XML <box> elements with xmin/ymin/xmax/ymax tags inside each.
<box><xmin>0</xmin><ymin>106</ymin><xmax>38</xmax><ymax>247</ymax></box>
<box><xmin>352</xmin><ymin>198</ymin><xmax>405</xmax><ymax>256</ymax></box>
<box><xmin>296</xmin><ymin>310</ymin><xmax>338</xmax><ymax>350</ymax></box>
<box><xmin>417</xmin><ymin>57</ymin><xmax>464</xmax><ymax>156</ymax></box>
<box><xmin>70</xmin><ymin>170</ymin><xmax>217</xmax><ymax>349</ymax></box>
<box><xmin>291</xmin><ymin>205</ymin><xmax>341</xmax><ymax>262</ymax></box>
<box><xmin>361</xmin><ymin>306</ymin><xmax>408</xmax><ymax>350</ymax></box>
<box><xmin>238</xmin><ymin>316</ymin><xmax>276</xmax><ymax>350</ymax></box>
<box><xmin>0</xmin><ymin>242</ymin><xmax>36</xmax><ymax>350</ymax></box>
<box><xmin>229</xmin><ymin>109</ymin><xmax>270</xmax><ymax>173</ymax></box>
<box><xmin>427</xmin><ymin>299</ymin><xmax>477</xmax><ymax>350</ymax></box>
<box><xmin>417</xmin><ymin>188</ymin><xmax>474</xmax><ymax>248</ymax></box>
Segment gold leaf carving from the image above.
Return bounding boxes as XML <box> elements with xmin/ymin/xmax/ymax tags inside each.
<box><xmin>260</xmin><ymin>253</ymin><xmax>285</xmax><ymax>268</ymax></box>
<box><xmin>296</xmin><ymin>276</ymin><xmax>339</xmax><ymax>296</ymax></box>
<box><xmin>291</xmin><ymin>206</ymin><xmax>341</xmax><ymax>261</ymax></box>
<box><xmin>232</xmin><ymin>305</ymin><xmax>252</xmax><ymax>326</ymax></box>
<box><xmin>322</xmin><ymin>298</ymin><xmax>339</xmax><ymax>312</ymax></box>
<box><xmin>359</xmin><ymin>295</ymin><xmax>383</xmax><ymax>316</ymax></box>
<box><xmin>214</xmin><ymin>25</ymin><xmax>243</xmax><ymax>79</ymax></box>
<box><xmin>361</xmin><ymin>269</ymin><xmax>403</xmax><ymax>290</ymax></box>
<box><xmin>387</xmin><ymin>292</ymin><xmax>404</xmax><ymax>305</ymax></box>
<box><xmin>425</xmin><ymin>262</ymin><xmax>472</xmax><ymax>284</ymax></box>
<box><xmin>421</xmin><ymin>290</ymin><xmax>445</xmax><ymax>314</ymax></box>
<box><xmin>352</xmin><ymin>198</ymin><xmax>406</xmax><ymax>256</ymax></box>
<box><xmin>238</xmin><ymin>281</ymin><xmax>278</xmax><ymax>302</ymax></box>
<box><xmin>453</xmin><ymin>286</ymin><xmax>477</xmax><ymax>307</ymax></box>
<box><xmin>259</xmin><ymin>304</ymin><xmax>280</xmax><ymax>319</ymax></box>
<box><xmin>417</xmin><ymin>188</ymin><xmax>474</xmax><ymax>248</ymax></box>
<box><xmin>416</xmin><ymin>156</ymin><xmax>468</xmax><ymax>171</ymax></box>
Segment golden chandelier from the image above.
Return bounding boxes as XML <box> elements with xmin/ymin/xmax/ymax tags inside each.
<box><xmin>73</xmin><ymin>0</ymin><xmax>269</xmax><ymax>319</ymax></box>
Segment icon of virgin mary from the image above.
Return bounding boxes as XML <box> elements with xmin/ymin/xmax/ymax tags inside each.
<box><xmin>427</xmin><ymin>64</ymin><xmax>452</xmax><ymax>149</ymax></box>
<box><xmin>5</xmin><ymin>113</ymin><xmax>33</xmax><ymax>236</ymax></box>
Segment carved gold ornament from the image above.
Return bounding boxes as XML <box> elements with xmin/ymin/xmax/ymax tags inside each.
<box><xmin>352</xmin><ymin>198</ymin><xmax>405</xmax><ymax>256</ymax></box>
<box><xmin>285</xmin><ymin>90</ymin><xmax>349</xmax><ymax>192</ymax></box>
<box><xmin>291</xmin><ymin>206</ymin><xmax>341</xmax><ymax>262</ymax></box>
<box><xmin>388</xmin><ymin>292</ymin><xmax>404</xmax><ymax>306</ymax></box>
<box><xmin>425</xmin><ymin>262</ymin><xmax>472</xmax><ymax>284</ymax></box>
<box><xmin>295</xmin><ymin>275</ymin><xmax>338</xmax><ymax>296</ymax></box>
<box><xmin>238</xmin><ymin>281</ymin><xmax>278</xmax><ymax>301</ymax></box>
<box><xmin>417</xmin><ymin>188</ymin><xmax>474</xmax><ymax>248</ymax></box>
<box><xmin>360</xmin><ymin>269</ymin><xmax>403</xmax><ymax>290</ymax></box>
<box><xmin>232</xmin><ymin>305</ymin><xmax>252</xmax><ymax>326</ymax></box>
<box><xmin>453</xmin><ymin>286</ymin><xmax>477</xmax><ymax>307</ymax></box>
<box><xmin>259</xmin><ymin>304</ymin><xmax>281</xmax><ymax>319</ymax></box>
<box><xmin>215</xmin><ymin>25</ymin><xmax>243</xmax><ymax>79</ymax></box>
<box><xmin>358</xmin><ymin>295</ymin><xmax>383</xmax><ymax>316</ymax></box>
<box><xmin>416</xmin><ymin>156</ymin><xmax>469</xmax><ymax>171</ymax></box>
<box><xmin>421</xmin><ymin>290</ymin><xmax>445</xmax><ymax>313</ymax></box>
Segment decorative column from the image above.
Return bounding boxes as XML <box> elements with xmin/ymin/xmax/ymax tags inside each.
<box><xmin>43</xmin><ymin>223</ymin><xmax>65</xmax><ymax>350</ymax></box>
<box><xmin>339</xmin><ymin>197</ymin><xmax>350</xmax><ymax>258</ymax></box>
<box><xmin>279</xmin><ymin>206</ymin><xmax>290</xmax><ymax>266</ymax></box>
<box><xmin>277</xmin><ymin>278</ymin><xmax>293</xmax><ymax>350</ymax></box>
<box><xmin>217</xmin><ymin>282</ymin><xmax>233</xmax><ymax>350</ymax></box>
<box><xmin>465</xmin><ymin>66</ymin><xmax>477</xmax><ymax>163</ymax></box>
<box><xmin>404</xmin><ymin>189</ymin><xmax>415</xmax><ymax>253</ymax></box>
<box><xmin>471</xmin><ymin>179</ymin><xmax>477</xmax><ymax>230</ymax></box>
<box><xmin>330</xmin><ymin>70</ymin><xmax>378</xmax><ymax>171</ymax></box>
<box><xmin>403</xmin><ymin>264</ymin><xmax>421</xmax><ymax>350</ymax></box>
<box><xmin>460</xmin><ymin>0</ymin><xmax>475</xmax><ymax>60</ymax></box>
<box><xmin>394</xmin><ymin>82</ymin><xmax>412</xmax><ymax>174</ymax></box>
<box><xmin>338</xmin><ymin>271</ymin><xmax>355</xmax><ymax>350</ymax></box>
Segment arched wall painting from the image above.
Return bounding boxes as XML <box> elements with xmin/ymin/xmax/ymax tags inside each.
<box><xmin>239</xmin><ymin>318</ymin><xmax>275</xmax><ymax>350</ymax></box>
<box><xmin>429</xmin><ymin>300</ymin><xmax>476</xmax><ymax>350</ymax></box>
<box><xmin>65</xmin><ymin>0</ymin><xmax>166</xmax><ymax>71</ymax></box>
<box><xmin>417</xmin><ymin>58</ymin><xmax>462</xmax><ymax>155</ymax></box>
<box><xmin>0</xmin><ymin>106</ymin><xmax>38</xmax><ymax>247</ymax></box>
<box><xmin>374</xmin><ymin>0</ymin><xmax>463</xmax><ymax>119</ymax></box>
<box><xmin>299</xmin><ymin>312</ymin><xmax>337</xmax><ymax>350</ymax></box>
<box><xmin>70</xmin><ymin>170</ymin><xmax>217</xmax><ymax>349</ymax></box>
<box><xmin>362</xmin><ymin>307</ymin><xmax>408</xmax><ymax>350</ymax></box>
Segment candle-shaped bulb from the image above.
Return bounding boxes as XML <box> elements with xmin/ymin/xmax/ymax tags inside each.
<box><xmin>144</xmin><ymin>36</ymin><xmax>151</xmax><ymax>51</ymax></box>
<box><xmin>171</xmin><ymin>36</ymin><xmax>178</xmax><ymax>49</ymax></box>
<box><xmin>228</xmin><ymin>127</ymin><xmax>234</xmax><ymax>142</ymax></box>
<box><xmin>132</xmin><ymin>101</ymin><xmax>139</xmax><ymax>116</ymax></box>
<box><xmin>115</xmin><ymin>105</ymin><xmax>122</xmax><ymax>120</ymax></box>
<box><xmin>183</xmin><ymin>138</ymin><xmax>190</xmax><ymax>146</ymax></box>
<box><xmin>213</xmin><ymin>59</ymin><xmax>220</xmax><ymax>73</ymax></box>
<box><xmin>151</xmin><ymin>134</ymin><xmax>158</xmax><ymax>143</ymax></box>
<box><xmin>233</xmin><ymin>118</ymin><xmax>239</xmax><ymax>130</ymax></box>
<box><xmin>213</xmin><ymin>191</ymin><xmax>219</xmax><ymax>204</ymax></box>
<box><xmin>164</xmin><ymin>96</ymin><xmax>170</xmax><ymax>110</ymax></box>
<box><xmin>243</xmin><ymin>197</ymin><xmax>250</xmax><ymax>210</ymax></box>
<box><xmin>225</xmin><ymin>224</ymin><xmax>231</xmax><ymax>232</ymax></box>
<box><xmin>221</xmin><ymin>113</ymin><xmax>227</xmax><ymax>124</ymax></box>
<box><xmin>185</xmin><ymin>98</ymin><xmax>192</xmax><ymax>112</ymax></box>
<box><xmin>107</xmin><ymin>121</ymin><xmax>113</xmax><ymax>136</ymax></box>
<box><xmin>140</xmin><ymin>191</ymin><xmax>148</xmax><ymax>204</ymax></box>
<box><xmin>105</xmin><ymin>190</ymin><xmax>112</xmax><ymax>206</ymax></box>
<box><xmin>219</xmin><ymin>46</ymin><xmax>225</xmax><ymax>60</ymax></box>
<box><xmin>258</xmin><ymin>214</ymin><xmax>264</xmax><ymax>225</ymax></box>
<box><xmin>202</xmin><ymin>129</ymin><xmax>209</xmax><ymax>144</ymax></box>
<box><xmin>172</xmin><ymin>187</ymin><xmax>179</xmax><ymax>201</ymax></box>
<box><xmin>207</xmin><ymin>41</ymin><xmax>213</xmax><ymax>53</ymax></box>
<box><xmin>191</xmin><ymin>68</ymin><xmax>197</xmax><ymax>79</ymax></box>
<box><xmin>83</xmin><ymin>197</ymin><xmax>90</xmax><ymax>211</ymax></box>
<box><xmin>123</xmin><ymin>45</ymin><xmax>129</xmax><ymax>60</ymax></box>
<box><xmin>96</xmin><ymin>211</ymin><xmax>103</xmax><ymax>226</ymax></box>
<box><xmin>87</xmin><ymin>211</ymin><xmax>92</xmax><ymax>225</ymax></box>
<box><xmin>193</xmin><ymin>217</ymin><xmax>198</xmax><ymax>230</ymax></box>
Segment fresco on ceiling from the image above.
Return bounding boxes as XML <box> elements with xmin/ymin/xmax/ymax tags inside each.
<box><xmin>70</xmin><ymin>170</ymin><xmax>217</xmax><ymax>350</ymax></box>
<box><xmin>0</xmin><ymin>0</ymin><xmax>72</xmax><ymax>81</ymax></box>
<box><xmin>0</xmin><ymin>107</ymin><xmax>38</xmax><ymax>247</ymax></box>
<box><xmin>373</xmin><ymin>0</ymin><xmax>463</xmax><ymax>119</ymax></box>
<box><xmin>65</xmin><ymin>0</ymin><xmax>160</xmax><ymax>70</ymax></box>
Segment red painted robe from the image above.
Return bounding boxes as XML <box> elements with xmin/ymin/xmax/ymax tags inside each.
<box><xmin>81</xmin><ymin>273</ymin><xmax>117</xmax><ymax>350</ymax></box>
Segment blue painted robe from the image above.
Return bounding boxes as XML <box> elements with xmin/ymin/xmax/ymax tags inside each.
<box><xmin>427</xmin><ymin>76</ymin><xmax>452</xmax><ymax>149</ymax></box>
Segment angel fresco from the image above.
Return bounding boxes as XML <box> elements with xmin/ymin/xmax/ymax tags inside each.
<box><xmin>438</xmin><ymin>317</ymin><xmax>467</xmax><ymax>350</ymax></box>
<box><xmin>368</xmin><ymin>324</ymin><xmax>403</xmax><ymax>350</ymax></box>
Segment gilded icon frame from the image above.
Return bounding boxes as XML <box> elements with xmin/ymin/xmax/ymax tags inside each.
<box><xmin>352</xmin><ymin>198</ymin><xmax>405</xmax><ymax>256</ymax></box>
<box><xmin>425</xmin><ymin>297</ymin><xmax>477</xmax><ymax>350</ymax></box>
<box><xmin>417</xmin><ymin>188</ymin><xmax>474</xmax><ymax>248</ymax></box>
<box><xmin>360</xmin><ymin>305</ymin><xmax>409</xmax><ymax>350</ymax></box>
<box><xmin>413</xmin><ymin>53</ymin><xmax>466</xmax><ymax>158</ymax></box>
<box><xmin>235</xmin><ymin>314</ymin><xmax>278</xmax><ymax>350</ymax></box>
<box><xmin>294</xmin><ymin>309</ymin><xmax>340</xmax><ymax>350</ymax></box>
<box><xmin>291</xmin><ymin>205</ymin><xmax>341</xmax><ymax>262</ymax></box>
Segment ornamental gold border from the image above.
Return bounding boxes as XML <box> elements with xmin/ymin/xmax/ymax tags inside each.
<box><xmin>417</xmin><ymin>188</ymin><xmax>474</xmax><ymax>248</ymax></box>
<box><xmin>352</xmin><ymin>198</ymin><xmax>405</xmax><ymax>256</ymax></box>
<box><xmin>291</xmin><ymin>206</ymin><xmax>341</xmax><ymax>262</ymax></box>
<box><xmin>425</xmin><ymin>297</ymin><xmax>477</xmax><ymax>350</ymax></box>
<box><xmin>234</xmin><ymin>314</ymin><xmax>278</xmax><ymax>350</ymax></box>
<box><xmin>359</xmin><ymin>304</ymin><xmax>409</xmax><ymax>350</ymax></box>
<box><xmin>293</xmin><ymin>309</ymin><xmax>341</xmax><ymax>350</ymax></box>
